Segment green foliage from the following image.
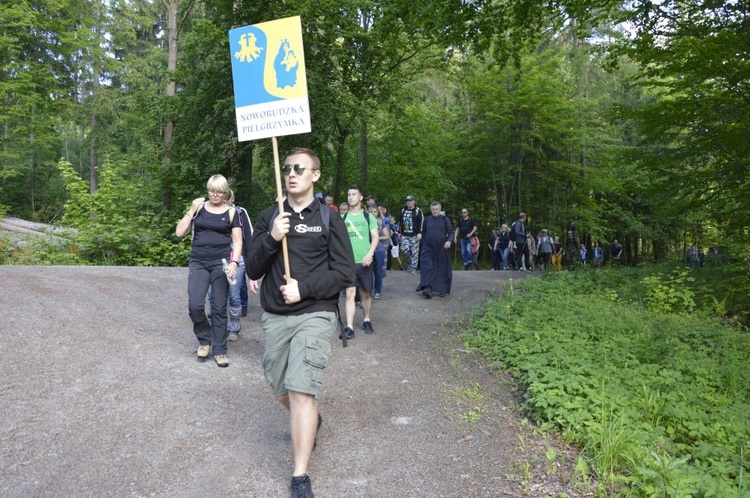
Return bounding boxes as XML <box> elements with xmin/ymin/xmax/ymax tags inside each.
<box><xmin>55</xmin><ymin>158</ymin><xmax>187</xmax><ymax>266</ymax></box>
<box><xmin>642</xmin><ymin>269</ymin><xmax>696</xmax><ymax>315</ymax></box>
<box><xmin>2</xmin><ymin>0</ymin><xmax>747</xmax><ymax>274</ymax></box>
<box><xmin>463</xmin><ymin>270</ymin><xmax>750</xmax><ymax>496</ymax></box>
<box><xmin>0</xmin><ymin>236</ymin><xmax>83</xmax><ymax>266</ymax></box>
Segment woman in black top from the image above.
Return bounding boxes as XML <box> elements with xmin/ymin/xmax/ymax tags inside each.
<box><xmin>498</xmin><ymin>224</ymin><xmax>512</xmax><ymax>270</ymax></box>
<box><xmin>175</xmin><ymin>174</ymin><xmax>242</xmax><ymax>367</ymax></box>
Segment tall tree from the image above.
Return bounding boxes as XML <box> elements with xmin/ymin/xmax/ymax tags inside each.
<box><xmin>616</xmin><ymin>0</ymin><xmax>750</xmax><ymax>243</ymax></box>
<box><xmin>0</xmin><ymin>0</ymin><xmax>90</xmax><ymax>219</ymax></box>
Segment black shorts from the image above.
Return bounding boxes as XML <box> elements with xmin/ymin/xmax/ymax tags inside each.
<box><xmin>355</xmin><ymin>263</ymin><xmax>374</xmax><ymax>293</ymax></box>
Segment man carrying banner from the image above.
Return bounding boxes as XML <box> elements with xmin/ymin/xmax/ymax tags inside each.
<box><xmin>246</xmin><ymin>147</ymin><xmax>355</xmax><ymax>498</ymax></box>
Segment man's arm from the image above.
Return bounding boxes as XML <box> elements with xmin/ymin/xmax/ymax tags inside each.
<box><xmin>362</xmin><ymin>216</ymin><xmax>379</xmax><ymax>267</ymax></box>
<box><xmin>415</xmin><ymin>209</ymin><xmax>424</xmax><ymax>240</ymax></box>
<box><xmin>245</xmin><ymin>206</ymin><xmax>281</xmax><ymax>280</ymax></box>
<box><xmin>443</xmin><ymin>216</ymin><xmax>453</xmax><ymax>248</ymax></box>
<box><xmin>468</xmin><ymin>219</ymin><xmax>477</xmax><ymax>238</ymax></box>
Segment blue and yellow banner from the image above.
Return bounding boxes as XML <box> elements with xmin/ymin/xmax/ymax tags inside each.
<box><xmin>229</xmin><ymin>16</ymin><xmax>311</xmax><ymax>141</ymax></box>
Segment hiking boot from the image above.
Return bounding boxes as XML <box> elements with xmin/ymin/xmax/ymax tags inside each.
<box><xmin>340</xmin><ymin>326</ymin><xmax>355</xmax><ymax>340</ymax></box>
<box><xmin>227</xmin><ymin>333</ymin><xmax>239</xmax><ymax>342</ymax></box>
<box><xmin>215</xmin><ymin>354</ymin><xmax>230</xmax><ymax>367</ymax></box>
<box><xmin>362</xmin><ymin>320</ymin><xmax>374</xmax><ymax>334</ymax></box>
<box><xmin>291</xmin><ymin>475</ymin><xmax>314</xmax><ymax>498</ymax></box>
<box><xmin>422</xmin><ymin>288</ymin><xmax>433</xmax><ymax>299</ymax></box>
<box><xmin>197</xmin><ymin>345</ymin><xmax>211</xmax><ymax>358</ymax></box>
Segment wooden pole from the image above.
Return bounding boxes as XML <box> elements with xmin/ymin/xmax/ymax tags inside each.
<box><xmin>272</xmin><ymin>137</ymin><xmax>292</xmax><ymax>283</ymax></box>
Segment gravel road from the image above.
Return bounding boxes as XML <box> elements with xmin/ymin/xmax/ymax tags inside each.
<box><xmin>0</xmin><ymin>266</ymin><xmax>580</xmax><ymax>498</ymax></box>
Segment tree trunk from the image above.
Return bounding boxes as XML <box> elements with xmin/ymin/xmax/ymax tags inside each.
<box><xmin>29</xmin><ymin>128</ymin><xmax>35</xmax><ymax>215</ymax></box>
<box><xmin>238</xmin><ymin>142</ymin><xmax>254</xmax><ymax>205</ymax></box>
<box><xmin>161</xmin><ymin>0</ymin><xmax>180</xmax><ymax>209</ymax></box>
<box><xmin>359</xmin><ymin>119</ymin><xmax>368</xmax><ymax>189</ymax></box>
<box><xmin>333</xmin><ymin>124</ymin><xmax>348</xmax><ymax>203</ymax></box>
<box><xmin>89</xmin><ymin>0</ymin><xmax>102</xmax><ymax>194</ymax></box>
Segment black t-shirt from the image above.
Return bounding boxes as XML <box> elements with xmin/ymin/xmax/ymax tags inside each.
<box><xmin>457</xmin><ymin>217</ymin><xmax>476</xmax><ymax>237</ymax></box>
<box><xmin>399</xmin><ymin>207</ymin><xmax>423</xmax><ymax>236</ymax></box>
<box><xmin>498</xmin><ymin>232</ymin><xmax>511</xmax><ymax>249</ymax></box>
<box><xmin>191</xmin><ymin>207</ymin><xmax>240</xmax><ymax>261</ymax></box>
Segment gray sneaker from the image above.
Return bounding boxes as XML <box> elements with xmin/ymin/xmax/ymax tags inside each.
<box><xmin>291</xmin><ymin>475</ymin><xmax>314</xmax><ymax>498</ymax></box>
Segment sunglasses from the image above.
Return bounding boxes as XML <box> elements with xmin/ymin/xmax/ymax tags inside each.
<box><xmin>281</xmin><ymin>163</ymin><xmax>318</xmax><ymax>176</ymax></box>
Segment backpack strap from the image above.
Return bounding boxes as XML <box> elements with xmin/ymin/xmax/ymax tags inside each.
<box><xmin>320</xmin><ymin>203</ymin><xmax>330</xmax><ymax>232</ymax></box>
<box><xmin>343</xmin><ymin>210</ymin><xmax>372</xmax><ymax>243</ymax></box>
<box><xmin>190</xmin><ymin>202</ymin><xmax>205</xmax><ymax>239</ymax></box>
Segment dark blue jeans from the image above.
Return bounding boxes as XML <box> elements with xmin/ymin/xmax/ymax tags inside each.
<box><xmin>373</xmin><ymin>246</ymin><xmax>387</xmax><ymax>294</ymax></box>
<box><xmin>459</xmin><ymin>236</ymin><xmax>472</xmax><ymax>267</ymax></box>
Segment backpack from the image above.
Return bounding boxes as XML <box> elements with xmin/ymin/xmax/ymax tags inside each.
<box><xmin>235</xmin><ymin>206</ymin><xmax>253</xmax><ymax>258</ymax></box>
<box><xmin>342</xmin><ymin>210</ymin><xmax>372</xmax><ymax>243</ymax></box>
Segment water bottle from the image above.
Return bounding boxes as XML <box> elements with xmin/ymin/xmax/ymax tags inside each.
<box><xmin>222</xmin><ymin>258</ymin><xmax>237</xmax><ymax>286</ymax></box>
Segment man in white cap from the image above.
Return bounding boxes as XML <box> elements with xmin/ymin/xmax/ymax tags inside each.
<box><xmin>397</xmin><ymin>195</ymin><xmax>424</xmax><ymax>274</ymax></box>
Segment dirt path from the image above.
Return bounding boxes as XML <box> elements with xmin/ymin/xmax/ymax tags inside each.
<box><xmin>0</xmin><ymin>266</ymin><xmax>580</xmax><ymax>497</ymax></box>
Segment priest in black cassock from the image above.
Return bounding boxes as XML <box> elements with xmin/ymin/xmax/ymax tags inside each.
<box><xmin>416</xmin><ymin>201</ymin><xmax>453</xmax><ymax>298</ymax></box>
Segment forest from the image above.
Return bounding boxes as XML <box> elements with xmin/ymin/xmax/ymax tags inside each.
<box><xmin>2</xmin><ymin>1</ymin><xmax>749</xmax><ymax>494</ymax></box>
<box><xmin>1</xmin><ymin>0</ymin><xmax>746</xmax><ymax>269</ymax></box>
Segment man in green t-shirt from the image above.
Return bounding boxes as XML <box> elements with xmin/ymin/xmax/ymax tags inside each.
<box><xmin>342</xmin><ymin>185</ymin><xmax>380</xmax><ymax>338</ymax></box>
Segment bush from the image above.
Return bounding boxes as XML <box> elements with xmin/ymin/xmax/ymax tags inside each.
<box><xmin>463</xmin><ymin>270</ymin><xmax>750</xmax><ymax>496</ymax></box>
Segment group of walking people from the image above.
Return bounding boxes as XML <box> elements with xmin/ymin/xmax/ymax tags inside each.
<box><xmin>172</xmin><ymin>148</ymin><xmax>460</xmax><ymax>498</ymax></box>
<box><xmin>485</xmin><ymin>213</ymin><xmax>620</xmax><ymax>271</ymax></box>
<box><xmin>174</xmin><ymin>150</ymin><xmax>632</xmax><ymax>497</ymax></box>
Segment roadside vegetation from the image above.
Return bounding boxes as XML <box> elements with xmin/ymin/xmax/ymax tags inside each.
<box><xmin>462</xmin><ymin>265</ymin><xmax>749</xmax><ymax>497</ymax></box>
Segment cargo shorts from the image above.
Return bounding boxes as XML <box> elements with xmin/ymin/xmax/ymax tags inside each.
<box><xmin>261</xmin><ymin>311</ymin><xmax>336</xmax><ymax>397</ymax></box>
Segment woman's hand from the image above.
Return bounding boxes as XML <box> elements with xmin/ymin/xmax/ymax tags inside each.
<box><xmin>191</xmin><ymin>197</ymin><xmax>205</xmax><ymax>211</ymax></box>
<box><xmin>224</xmin><ymin>261</ymin><xmax>238</xmax><ymax>278</ymax></box>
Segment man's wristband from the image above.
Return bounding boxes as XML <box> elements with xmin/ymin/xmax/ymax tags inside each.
<box><xmin>231</xmin><ymin>260</ymin><xmax>239</xmax><ymax>265</ymax></box>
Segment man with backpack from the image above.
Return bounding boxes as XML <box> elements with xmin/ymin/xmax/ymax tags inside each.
<box><xmin>398</xmin><ymin>195</ymin><xmax>424</xmax><ymax>274</ymax></box>
<box><xmin>454</xmin><ymin>207</ymin><xmax>477</xmax><ymax>270</ymax></box>
<box><xmin>341</xmin><ymin>185</ymin><xmax>379</xmax><ymax>338</ymax></box>
<box><xmin>246</xmin><ymin>148</ymin><xmax>355</xmax><ymax>498</ymax></box>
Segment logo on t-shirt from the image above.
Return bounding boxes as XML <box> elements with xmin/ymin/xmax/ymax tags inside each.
<box><xmin>295</xmin><ymin>224</ymin><xmax>322</xmax><ymax>233</ymax></box>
